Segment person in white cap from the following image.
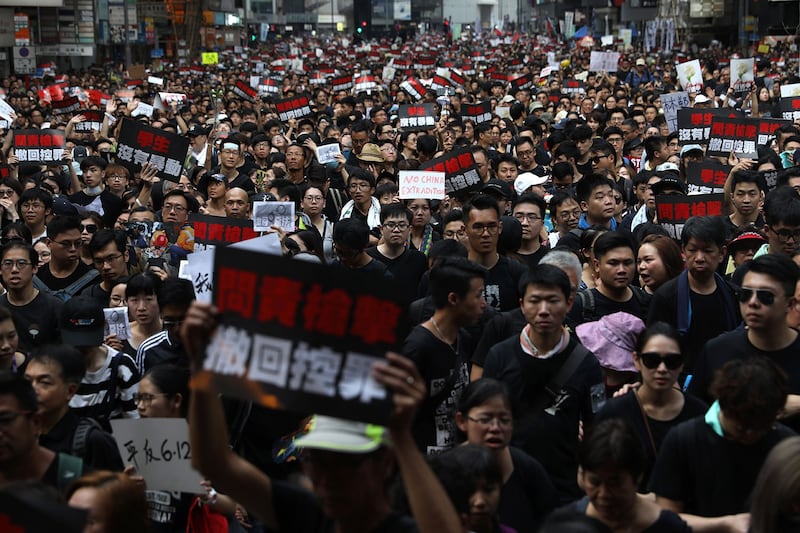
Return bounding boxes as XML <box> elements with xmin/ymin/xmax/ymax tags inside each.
<box><xmin>183</xmin><ymin>302</ymin><xmax>463</xmax><ymax>533</ymax></box>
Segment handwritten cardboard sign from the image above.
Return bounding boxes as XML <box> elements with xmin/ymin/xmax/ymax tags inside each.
<box><xmin>111</xmin><ymin>418</ymin><xmax>204</xmax><ymax>494</ymax></box>
<box><xmin>252</xmin><ymin>201</ymin><xmax>295</xmax><ymax>232</ymax></box>
<box><xmin>194</xmin><ymin>248</ymin><xmax>412</xmax><ymax>424</ymax></box>
<box><xmin>399</xmin><ymin>170</ymin><xmax>446</xmax><ymax>200</ymax></box>
<box><xmin>661</xmin><ymin>91</ymin><xmax>690</xmax><ymax>133</ymax></box>
<box><xmin>116</xmin><ymin>119</ymin><xmax>189</xmax><ymax>182</ymax></box>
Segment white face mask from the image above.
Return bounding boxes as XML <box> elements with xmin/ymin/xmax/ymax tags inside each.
<box><xmin>85</xmin><ymin>185</ymin><xmax>103</xmax><ymax>196</ymax></box>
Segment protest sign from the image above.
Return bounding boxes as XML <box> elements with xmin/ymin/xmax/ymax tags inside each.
<box><xmin>194</xmin><ymin>248</ymin><xmax>411</xmax><ymax>424</ymax></box>
<box><xmin>259</xmin><ymin>78</ymin><xmax>281</xmax><ymax>96</ymax></box>
<box><xmin>755</xmin><ymin>118</ymin><xmax>788</xmax><ymax>149</ymax></box>
<box><xmin>233</xmin><ymin>80</ymin><xmax>257</xmax><ymax>103</ymax></box>
<box><xmin>399</xmin><ymin>170</ymin><xmax>446</xmax><ymax>200</ymax></box>
<box><xmin>51</xmin><ymin>95</ymin><xmax>81</xmax><ymax>116</ymax></box>
<box><xmin>429</xmin><ymin>74</ymin><xmax>453</xmax><ymax>93</ymax></box>
<box><xmin>420</xmin><ymin>147</ymin><xmax>481</xmax><ymax>196</ymax></box>
<box><xmin>589</xmin><ymin>51</ymin><xmax>620</xmax><ymax>72</ymax></box>
<box><xmin>275</xmin><ymin>95</ymin><xmax>312</xmax><ymax>122</ymax></box>
<box><xmin>677</xmin><ymin>108</ymin><xmax>743</xmax><ymax>145</ymax></box>
<box><xmin>131</xmin><ymin>102</ymin><xmax>154</xmax><ymax>118</ymax></box>
<box><xmin>111</xmin><ymin>418</ymin><xmax>204</xmax><ymax>494</ymax></box>
<box><xmin>676</xmin><ymin>59</ymin><xmax>703</xmax><ymax>93</ymax></box>
<box><xmin>780</xmin><ymin>97</ymin><xmax>800</xmax><ymax>121</ymax></box>
<box><xmin>252</xmin><ymin>201</ymin><xmax>295</xmax><ymax>232</ymax></box>
<box><xmin>201</xmin><ymin>52</ymin><xmax>218</xmax><ymax>65</ymax></box>
<box><xmin>397</xmin><ymin>104</ymin><xmax>436</xmax><ymax>131</ymax></box>
<box><xmin>706</xmin><ymin>115</ymin><xmax>758</xmax><ymax>159</ymax></box>
<box><xmin>188</xmin><ymin>214</ymin><xmax>260</xmax><ymax>248</ymax></box>
<box><xmin>461</xmin><ymin>101</ymin><xmax>493</xmax><ymax>125</ymax></box>
<box><xmin>316</xmin><ymin>142</ymin><xmax>341</xmax><ymax>165</ymax></box>
<box><xmin>181</xmin><ymin>249</ymin><xmax>215</xmax><ymax>304</ymax></box>
<box><xmin>685</xmin><ymin>161</ymin><xmax>731</xmax><ymax>194</ymax></box>
<box><xmin>104</xmin><ymin>306</ymin><xmax>131</xmax><ymax>341</ymax></box>
<box><xmin>730</xmin><ymin>58</ymin><xmax>755</xmax><ymax>97</ymax></box>
<box><xmin>781</xmin><ymin>83</ymin><xmax>800</xmax><ymax>98</ymax></box>
<box><xmin>147</xmin><ymin>76</ymin><xmax>164</xmax><ymax>86</ymax></box>
<box><xmin>0</xmin><ymin>98</ymin><xmax>16</xmax><ymax>123</ymax></box>
<box><xmin>154</xmin><ymin>92</ymin><xmax>187</xmax><ymax>111</ymax></box>
<box><xmin>73</xmin><ymin>110</ymin><xmax>103</xmax><ymax>132</ymax></box>
<box><xmin>656</xmin><ymin>193</ymin><xmax>724</xmax><ymax>239</ymax></box>
<box><xmin>116</xmin><ymin>119</ymin><xmax>189</xmax><ymax>182</ymax></box>
<box><xmin>332</xmin><ymin>75</ymin><xmax>353</xmax><ymax>92</ymax></box>
<box><xmin>562</xmin><ymin>80</ymin><xmax>586</xmax><ymax>96</ymax></box>
<box><xmin>660</xmin><ymin>91</ymin><xmax>690</xmax><ymax>133</ymax></box>
<box><xmin>400</xmin><ymin>77</ymin><xmax>426</xmax><ymax>101</ymax></box>
<box><xmin>354</xmin><ymin>75</ymin><xmax>376</xmax><ymax>93</ymax></box>
<box><xmin>13</xmin><ymin>129</ymin><xmax>65</xmax><ymax>163</ymax></box>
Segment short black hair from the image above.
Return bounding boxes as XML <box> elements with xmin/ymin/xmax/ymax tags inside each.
<box><xmin>18</xmin><ymin>187</ymin><xmax>53</xmax><ymax>210</ymax></box>
<box><xmin>575</xmin><ymin>173</ymin><xmax>614</xmax><ymax>204</ymax></box>
<box><xmin>157</xmin><ymin>278</ymin><xmax>196</xmax><ymax>310</ymax></box>
<box><xmin>579</xmin><ymin>418</ymin><xmax>645</xmax><ymax>482</ymax></box>
<box><xmin>379</xmin><ymin>202</ymin><xmax>412</xmax><ymax>224</ymax></box>
<box><xmin>0</xmin><ymin>241</ymin><xmax>37</xmax><ymax>266</ymax></box>
<box><xmin>592</xmin><ymin>231</ymin><xmax>634</xmax><ymax>260</ymax></box>
<box><xmin>730</xmin><ymin>170</ymin><xmax>766</xmax><ymax>193</ymax></box>
<box><xmin>745</xmin><ymin>254</ymin><xmax>800</xmax><ymax>297</ymax></box>
<box><xmin>28</xmin><ymin>345</ymin><xmax>86</xmax><ymax>386</ymax></box>
<box><xmin>462</xmin><ymin>194</ymin><xmax>501</xmax><ymax>222</ymax></box>
<box><xmin>512</xmin><ymin>193</ymin><xmax>546</xmax><ymax>217</ymax></box>
<box><xmin>47</xmin><ymin>215</ymin><xmax>82</xmax><ymax>240</ymax></box>
<box><xmin>333</xmin><ymin>217</ymin><xmax>370</xmax><ymax>251</ymax></box>
<box><xmin>680</xmin><ymin>216</ymin><xmax>727</xmax><ymax>249</ymax></box>
<box><xmin>0</xmin><ymin>371</ymin><xmax>38</xmax><ymax>412</ymax></box>
<box><xmin>88</xmin><ymin>228</ymin><xmax>127</xmax><ymax>255</ymax></box>
<box><xmin>712</xmin><ymin>358</ymin><xmax>789</xmax><ymax>427</ymax></box>
<box><xmin>429</xmin><ymin>257</ymin><xmax>487</xmax><ymax>309</ymax></box>
<box><xmin>764</xmin><ymin>186</ymin><xmax>800</xmax><ymax>227</ymax></box>
<box><xmin>125</xmin><ymin>272</ymin><xmax>162</xmax><ymax>299</ymax></box>
<box><xmin>519</xmin><ymin>263</ymin><xmax>571</xmax><ymax>301</ymax></box>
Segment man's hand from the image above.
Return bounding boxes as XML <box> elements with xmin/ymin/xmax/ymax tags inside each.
<box><xmin>180</xmin><ymin>302</ymin><xmax>219</xmax><ymax>370</ymax></box>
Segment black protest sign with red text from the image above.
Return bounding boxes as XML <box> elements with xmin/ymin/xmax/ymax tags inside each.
<box><xmin>420</xmin><ymin>146</ymin><xmax>482</xmax><ymax>196</ymax></box>
<box><xmin>656</xmin><ymin>193</ymin><xmax>724</xmax><ymax>240</ymax></box>
<box><xmin>685</xmin><ymin>161</ymin><xmax>731</xmax><ymax>194</ymax></box>
<box><xmin>398</xmin><ymin>104</ymin><xmax>436</xmax><ymax>132</ymax></box>
<box><xmin>116</xmin><ymin>119</ymin><xmax>190</xmax><ymax>182</ymax></box>
<box><xmin>188</xmin><ymin>214</ymin><xmax>260</xmax><ymax>247</ymax></box>
<box><xmin>275</xmin><ymin>95</ymin><xmax>312</xmax><ymax>123</ymax></box>
<box><xmin>13</xmin><ymin>129</ymin><xmax>66</xmax><ymax>164</ymax></box>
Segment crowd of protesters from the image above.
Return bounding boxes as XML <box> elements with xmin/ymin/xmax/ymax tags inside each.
<box><xmin>0</xmin><ymin>26</ymin><xmax>798</xmax><ymax>532</ymax></box>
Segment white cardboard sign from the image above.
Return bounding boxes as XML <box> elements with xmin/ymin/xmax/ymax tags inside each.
<box><xmin>252</xmin><ymin>201</ymin><xmax>295</xmax><ymax>232</ymax></box>
<box><xmin>399</xmin><ymin>170</ymin><xmax>446</xmax><ymax>200</ymax></box>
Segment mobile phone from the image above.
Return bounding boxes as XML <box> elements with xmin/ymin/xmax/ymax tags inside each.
<box><xmin>147</xmin><ymin>257</ymin><xmax>166</xmax><ymax>270</ymax></box>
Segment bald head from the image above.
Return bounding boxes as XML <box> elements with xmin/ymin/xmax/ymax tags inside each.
<box><xmin>225</xmin><ymin>187</ymin><xmax>250</xmax><ymax>219</ymax></box>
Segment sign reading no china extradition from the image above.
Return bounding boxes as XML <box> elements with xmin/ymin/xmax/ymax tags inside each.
<box><xmin>116</xmin><ymin>118</ymin><xmax>190</xmax><ymax>183</ymax></box>
<box><xmin>194</xmin><ymin>248</ymin><xmax>412</xmax><ymax>424</ymax></box>
<box><xmin>399</xmin><ymin>170</ymin><xmax>445</xmax><ymax>200</ymax></box>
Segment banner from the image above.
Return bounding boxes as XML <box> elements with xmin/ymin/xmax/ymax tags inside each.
<box><xmin>420</xmin><ymin>147</ymin><xmax>482</xmax><ymax>196</ymax></box>
<box><xmin>730</xmin><ymin>57</ymin><xmax>755</xmax><ymax>97</ymax></box>
<box><xmin>399</xmin><ymin>170</ymin><xmax>446</xmax><ymax>200</ymax></box>
<box><xmin>50</xmin><ymin>95</ymin><xmax>81</xmax><ymax>115</ymax></box>
<box><xmin>676</xmin><ymin>59</ymin><xmax>703</xmax><ymax>93</ymax></box>
<box><xmin>397</xmin><ymin>103</ymin><xmax>436</xmax><ymax>131</ymax></box>
<box><xmin>116</xmin><ymin>118</ymin><xmax>190</xmax><ymax>182</ymax></box>
<box><xmin>589</xmin><ymin>51</ymin><xmax>620</xmax><ymax>72</ymax></box>
<box><xmin>13</xmin><ymin>129</ymin><xmax>65</xmax><ymax>163</ymax></box>
<box><xmin>706</xmin><ymin>115</ymin><xmax>759</xmax><ymax>159</ymax></box>
<box><xmin>677</xmin><ymin>108</ymin><xmax>743</xmax><ymax>145</ymax></box>
<box><xmin>400</xmin><ymin>77</ymin><xmax>426</xmax><ymax>101</ymax></box>
<box><xmin>685</xmin><ymin>161</ymin><xmax>731</xmax><ymax>194</ymax></box>
<box><xmin>110</xmin><ymin>418</ymin><xmax>204</xmax><ymax>493</ymax></box>
<box><xmin>275</xmin><ymin>95</ymin><xmax>312</xmax><ymax>123</ymax></box>
<box><xmin>780</xmin><ymin>97</ymin><xmax>800</xmax><ymax>121</ymax></box>
<box><xmin>194</xmin><ymin>248</ymin><xmax>411</xmax><ymax>424</ymax></box>
<box><xmin>233</xmin><ymin>80</ymin><xmax>257</xmax><ymax>103</ymax></box>
<box><xmin>461</xmin><ymin>101</ymin><xmax>493</xmax><ymax>125</ymax></box>
<box><xmin>188</xmin><ymin>214</ymin><xmax>259</xmax><ymax>248</ymax></box>
<box><xmin>73</xmin><ymin>110</ymin><xmax>103</xmax><ymax>132</ymax></box>
<box><xmin>656</xmin><ymin>193</ymin><xmax>724</xmax><ymax>239</ymax></box>
<box><xmin>660</xmin><ymin>91</ymin><xmax>690</xmax><ymax>133</ymax></box>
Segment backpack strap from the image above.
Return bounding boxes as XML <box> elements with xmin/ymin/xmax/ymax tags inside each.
<box><xmin>61</xmin><ymin>269</ymin><xmax>100</xmax><ymax>299</ymax></box>
<box><xmin>577</xmin><ymin>289</ymin><xmax>595</xmax><ymax>324</ymax></box>
<box><xmin>72</xmin><ymin>417</ymin><xmax>103</xmax><ymax>460</ymax></box>
<box><xmin>57</xmin><ymin>452</ymin><xmax>84</xmax><ymax>492</ymax></box>
<box><xmin>528</xmin><ymin>342</ymin><xmax>591</xmax><ymax>413</ymax></box>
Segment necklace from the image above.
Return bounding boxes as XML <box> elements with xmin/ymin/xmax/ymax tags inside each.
<box><xmin>430</xmin><ymin>317</ymin><xmax>458</xmax><ymax>354</ymax></box>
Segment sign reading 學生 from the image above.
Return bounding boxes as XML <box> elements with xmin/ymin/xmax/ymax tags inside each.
<box><xmin>397</xmin><ymin>104</ymin><xmax>436</xmax><ymax>132</ymax></box>
<box><xmin>780</xmin><ymin>97</ymin><xmax>800</xmax><ymax>122</ymax></box>
<box><xmin>116</xmin><ymin>118</ymin><xmax>189</xmax><ymax>182</ymax></box>
<box><xmin>685</xmin><ymin>161</ymin><xmax>731</xmax><ymax>195</ymax></box>
<box><xmin>399</xmin><ymin>170</ymin><xmax>445</xmax><ymax>200</ymax></box>
<box><xmin>194</xmin><ymin>248</ymin><xmax>411</xmax><ymax>424</ymax></box>
<box><xmin>676</xmin><ymin>108</ymin><xmax>744</xmax><ymax>145</ymax></box>
<box><xmin>111</xmin><ymin>418</ymin><xmax>205</xmax><ymax>494</ymax></box>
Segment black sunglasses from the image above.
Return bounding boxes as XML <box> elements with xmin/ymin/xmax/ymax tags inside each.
<box><xmin>737</xmin><ymin>287</ymin><xmax>776</xmax><ymax>306</ymax></box>
<box><xmin>81</xmin><ymin>224</ymin><xmax>98</xmax><ymax>234</ymax></box>
<box><xmin>640</xmin><ymin>352</ymin><xmax>684</xmax><ymax>370</ymax></box>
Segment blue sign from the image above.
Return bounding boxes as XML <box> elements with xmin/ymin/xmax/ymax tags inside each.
<box><xmin>151</xmin><ymin>48</ymin><xmax>164</xmax><ymax>58</ymax></box>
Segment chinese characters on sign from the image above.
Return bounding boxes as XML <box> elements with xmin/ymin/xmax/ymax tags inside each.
<box><xmin>196</xmin><ymin>248</ymin><xmax>411</xmax><ymax>424</ymax></box>
<box><xmin>656</xmin><ymin>193</ymin><xmax>724</xmax><ymax>240</ymax></box>
<box><xmin>706</xmin><ymin>116</ymin><xmax>759</xmax><ymax>159</ymax></box>
<box><xmin>420</xmin><ymin>147</ymin><xmax>482</xmax><ymax>196</ymax></box>
<box><xmin>275</xmin><ymin>95</ymin><xmax>312</xmax><ymax>123</ymax></box>
<box><xmin>398</xmin><ymin>104</ymin><xmax>436</xmax><ymax>131</ymax></box>
<box><xmin>685</xmin><ymin>161</ymin><xmax>731</xmax><ymax>195</ymax></box>
<box><xmin>233</xmin><ymin>80</ymin><xmax>258</xmax><ymax>103</ymax></box>
<box><xmin>188</xmin><ymin>214</ymin><xmax>260</xmax><ymax>248</ymax></box>
<box><xmin>461</xmin><ymin>102</ymin><xmax>493</xmax><ymax>125</ymax></box>
<box><xmin>13</xmin><ymin>129</ymin><xmax>66</xmax><ymax>163</ymax></box>
<box><xmin>116</xmin><ymin>119</ymin><xmax>190</xmax><ymax>182</ymax></box>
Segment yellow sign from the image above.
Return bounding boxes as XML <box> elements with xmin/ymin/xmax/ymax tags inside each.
<box><xmin>757</xmin><ymin>44</ymin><xmax>770</xmax><ymax>54</ymax></box>
<box><xmin>201</xmin><ymin>52</ymin><xmax>218</xmax><ymax>65</ymax></box>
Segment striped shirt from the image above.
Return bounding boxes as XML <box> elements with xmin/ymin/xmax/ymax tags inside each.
<box><xmin>135</xmin><ymin>330</ymin><xmax>188</xmax><ymax>376</ymax></box>
<box><xmin>70</xmin><ymin>346</ymin><xmax>140</xmax><ymax>426</ymax></box>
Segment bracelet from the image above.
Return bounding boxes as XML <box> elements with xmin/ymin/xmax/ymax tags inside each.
<box><xmin>207</xmin><ymin>488</ymin><xmax>218</xmax><ymax>505</ymax></box>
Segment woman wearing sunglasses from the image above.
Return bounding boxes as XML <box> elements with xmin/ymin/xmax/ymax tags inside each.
<box><xmin>594</xmin><ymin>322</ymin><xmax>707</xmax><ymax>491</ymax></box>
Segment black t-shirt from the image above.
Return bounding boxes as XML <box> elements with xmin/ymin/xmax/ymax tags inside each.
<box><xmin>646</xmin><ymin>276</ymin><xmax>739</xmax><ymax>371</ymax></box>
<box><xmin>272</xmin><ymin>480</ymin><xmax>419</xmax><ymax>533</ymax></box>
<box><xmin>35</xmin><ymin>260</ymin><xmax>96</xmax><ymax>292</ymax></box>
<box><xmin>648</xmin><ymin>416</ymin><xmax>795</xmax><ymax>516</ymax></box>
<box><xmin>472</xmin><ymin>308</ymin><xmax>527</xmax><ymax>368</ymax></box>
<box><xmin>402</xmin><ymin>325</ymin><xmax>472</xmax><ymax>455</ymax></box>
<box><xmin>83</xmin><ymin>282</ymin><xmax>111</xmax><ymax>309</ymax></box>
<box><xmin>562</xmin><ymin>497</ymin><xmax>691</xmax><ymax>532</ymax></box>
<box><xmin>720</xmin><ymin>213</ymin><xmax>765</xmax><ymax>242</ymax></box>
<box><xmin>593</xmin><ymin>391</ymin><xmax>707</xmax><ymax>491</ymax></box>
<box><xmin>518</xmin><ymin>247</ymin><xmax>547</xmax><ymax>271</ymax></box>
<box><xmin>68</xmin><ymin>190</ymin><xmax>123</xmax><ymax>228</ymax></box>
<box><xmin>484</xmin><ymin>255</ymin><xmax>528</xmax><ymax>312</ymax></box>
<box><xmin>146</xmin><ymin>490</ymin><xmax>194</xmax><ymax>533</ymax></box>
<box><xmin>39</xmin><ymin>410</ymin><xmax>124</xmax><ymax>471</ymax></box>
<box><xmin>567</xmin><ymin>287</ymin><xmax>650</xmax><ymax>326</ymax></box>
<box><xmin>0</xmin><ymin>291</ymin><xmax>64</xmax><ymax>352</ymax></box>
<box><xmin>366</xmin><ymin>247</ymin><xmax>428</xmax><ymax>292</ymax></box>
<box><xmin>499</xmin><ymin>446</ymin><xmax>559</xmax><ymax>533</ymax></box>
<box><xmin>209</xmin><ymin>166</ymin><xmax>256</xmax><ymax>193</ymax></box>
<box><xmin>483</xmin><ymin>335</ymin><xmax>604</xmax><ymax>502</ymax></box>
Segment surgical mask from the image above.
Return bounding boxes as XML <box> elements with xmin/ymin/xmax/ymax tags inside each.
<box><xmin>341</xmin><ymin>149</ymin><xmax>352</xmax><ymax>161</ymax></box>
<box><xmin>85</xmin><ymin>185</ymin><xmax>103</xmax><ymax>196</ymax></box>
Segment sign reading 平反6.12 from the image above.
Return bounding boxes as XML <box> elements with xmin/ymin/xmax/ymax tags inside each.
<box><xmin>194</xmin><ymin>248</ymin><xmax>411</xmax><ymax>424</ymax></box>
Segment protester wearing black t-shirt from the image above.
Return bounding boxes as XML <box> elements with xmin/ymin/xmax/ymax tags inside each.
<box><xmin>69</xmin><ymin>156</ymin><xmax>123</xmax><ymax>229</ymax></box>
<box><xmin>513</xmin><ymin>193</ymin><xmax>548</xmax><ymax>271</ymax></box>
<box><xmin>367</xmin><ymin>203</ymin><xmax>428</xmax><ymax>291</ymax></box>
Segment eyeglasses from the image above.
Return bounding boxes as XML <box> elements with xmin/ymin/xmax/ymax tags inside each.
<box><xmin>1</xmin><ymin>259</ymin><xmax>32</xmax><ymax>270</ymax></box>
<box><xmin>162</xmin><ymin>203</ymin><xmax>188</xmax><ymax>213</ymax></box>
<box><xmin>516</xmin><ymin>149</ymin><xmax>534</xmax><ymax>157</ymax></box>
<box><xmin>303</xmin><ymin>195</ymin><xmax>324</xmax><ymax>202</ymax></box>
<box><xmin>467</xmin><ymin>415</ymin><xmax>513</xmax><ymax>427</ymax></box>
<box><xmin>21</xmin><ymin>202</ymin><xmax>45</xmax><ymax>211</ymax></box>
<box><xmin>109</xmin><ymin>295</ymin><xmax>126</xmax><ymax>306</ymax></box>
<box><xmin>639</xmin><ymin>352</ymin><xmax>684</xmax><ymax>370</ymax></box>
<box><xmin>514</xmin><ymin>213</ymin><xmax>541</xmax><ymax>222</ymax></box>
<box><xmin>81</xmin><ymin>224</ymin><xmax>98</xmax><ymax>234</ymax></box>
<box><xmin>53</xmin><ymin>239</ymin><xmax>83</xmax><ymax>249</ymax></box>
<box><xmin>92</xmin><ymin>253</ymin><xmax>124</xmax><ymax>267</ymax></box>
<box><xmin>107</xmin><ymin>174</ymin><xmax>126</xmax><ymax>181</ymax></box>
<box><xmin>0</xmin><ymin>410</ymin><xmax>32</xmax><ymax>427</ymax></box>
<box><xmin>443</xmin><ymin>229</ymin><xmax>465</xmax><ymax>238</ymax></box>
<box><xmin>133</xmin><ymin>393</ymin><xmax>168</xmax><ymax>405</ymax></box>
<box><xmin>348</xmin><ymin>182</ymin><xmax>372</xmax><ymax>190</ymax></box>
<box><xmin>383</xmin><ymin>221</ymin><xmax>409</xmax><ymax>231</ymax></box>
<box><xmin>773</xmin><ymin>227</ymin><xmax>800</xmax><ymax>242</ymax></box>
<box><xmin>470</xmin><ymin>223</ymin><xmax>500</xmax><ymax>234</ymax></box>
<box><xmin>738</xmin><ymin>287</ymin><xmax>777</xmax><ymax>306</ymax></box>
<box><xmin>0</xmin><ymin>190</ymin><xmax>14</xmax><ymax>198</ymax></box>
